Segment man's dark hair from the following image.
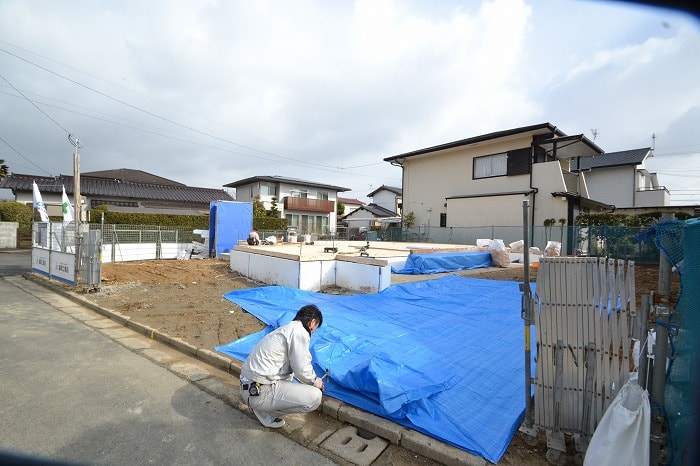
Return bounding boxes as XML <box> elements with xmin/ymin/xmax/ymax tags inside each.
<box><xmin>294</xmin><ymin>304</ymin><xmax>323</xmax><ymax>333</ymax></box>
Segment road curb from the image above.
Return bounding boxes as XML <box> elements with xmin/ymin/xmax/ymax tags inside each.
<box><xmin>24</xmin><ymin>272</ymin><xmax>482</xmax><ymax>466</ymax></box>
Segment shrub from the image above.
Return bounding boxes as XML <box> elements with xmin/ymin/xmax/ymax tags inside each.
<box><xmin>0</xmin><ymin>201</ymin><xmax>33</xmax><ymax>235</ymax></box>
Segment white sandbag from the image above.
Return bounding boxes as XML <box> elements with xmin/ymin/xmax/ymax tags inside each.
<box><xmin>488</xmin><ymin>239</ymin><xmax>510</xmax><ymax>268</ymax></box>
<box><xmin>544</xmin><ymin>240</ymin><xmax>561</xmax><ymax>257</ymax></box>
<box><xmin>583</xmin><ymin>379</ymin><xmax>650</xmax><ymax>466</ymax></box>
<box><xmin>476</xmin><ymin>238</ymin><xmax>492</xmax><ymax>249</ymax></box>
<box><xmin>509</xmin><ymin>240</ymin><xmax>524</xmax><ymax>253</ymax></box>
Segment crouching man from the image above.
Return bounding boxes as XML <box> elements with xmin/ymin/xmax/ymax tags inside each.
<box><xmin>239</xmin><ymin>304</ymin><xmax>325</xmax><ymax>428</ymax></box>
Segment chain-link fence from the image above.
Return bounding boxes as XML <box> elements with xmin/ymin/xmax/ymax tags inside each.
<box><xmin>31</xmin><ymin>222</ymin><xmax>99</xmax><ymax>288</ymax></box>
<box><xmin>32</xmin><ymin>221</ymin><xmax>664</xmax><ymax>268</ymax></box>
<box><xmin>649</xmin><ymin>219</ymin><xmax>699</xmax><ymax>465</ymax></box>
<box><xmin>374</xmin><ymin>225</ymin><xmax>660</xmax><ymax>262</ymax></box>
<box><xmin>94</xmin><ymin>223</ymin><xmax>201</xmax><ymax>262</ymax></box>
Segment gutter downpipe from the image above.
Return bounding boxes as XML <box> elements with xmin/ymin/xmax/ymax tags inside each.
<box><xmin>529</xmin><ymin>142</ymin><xmax>539</xmax><ymax>248</ymax></box>
<box><xmin>390</xmin><ymin>158</ymin><xmax>405</xmax><ymax>229</ymax></box>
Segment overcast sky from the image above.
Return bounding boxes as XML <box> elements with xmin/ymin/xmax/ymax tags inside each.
<box><xmin>1</xmin><ymin>0</ymin><xmax>698</xmax><ymax>204</ymax></box>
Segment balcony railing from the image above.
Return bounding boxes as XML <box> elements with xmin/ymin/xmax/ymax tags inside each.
<box><xmin>283</xmin><ymin>197</ymin><xmax>335</xmax><ymax>213</ymax></box>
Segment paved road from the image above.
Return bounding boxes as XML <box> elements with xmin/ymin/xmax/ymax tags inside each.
<box><xmin>0</xmin><ymin>250</ymin><xmax>337</xmax><ymax>465</ymax></box>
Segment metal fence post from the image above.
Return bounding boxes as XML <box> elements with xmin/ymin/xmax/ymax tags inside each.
<box><xmin>650</xmin><ymin>213</ymin><xmax>674</xmax><ymax>465</ymax></box>
<box><xmin>521</xmin><ymin>200</ymin><xmax>535</xmax><ymax>431</ymax></box>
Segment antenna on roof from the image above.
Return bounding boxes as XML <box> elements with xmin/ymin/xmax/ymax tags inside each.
<box><xmin>590</xmin><ymin>129</ymin><xmax>598</xmax><ymax>140</ymax></box>
<box><xmin>652</xmin><ymin>133</ymin><xmax>656</xmax><ymax>152</ymax></box>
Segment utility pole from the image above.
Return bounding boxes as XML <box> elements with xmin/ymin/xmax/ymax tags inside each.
<box><xmin>69</xmin><ymin>134</ymin><xmax>82</xmax><ymax>225</ymax></box>
<box><xmin>69</xmin><ymin>134</ymin><xmax>82</xmax><ymax>288</ymax></box>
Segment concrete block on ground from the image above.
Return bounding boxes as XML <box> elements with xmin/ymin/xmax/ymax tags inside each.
<box><xmin>321</xmin><ymin>425</ymin><xmax>389</xmax><ymax>466</ymax></box>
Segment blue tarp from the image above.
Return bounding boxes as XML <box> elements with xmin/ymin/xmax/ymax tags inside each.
<box><xmin>209</xmin><ymin>201</ymin><xmax>252</xmax><ymax>257</ymax></box>
<box><xmin>216</xmin><ymin>275</ymin><xmax>536</xmax><ymax>463</ymax></box>
<box><xmin>392</xmin><ymin>250</ymin><xmax>493</xmax><ymax>274</ymax></box>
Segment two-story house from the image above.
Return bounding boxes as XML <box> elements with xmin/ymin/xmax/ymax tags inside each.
<box><xmin>367</xmin><ymin>185</ymin><xmax>402</xmax><ymax>216</ymax></box>
<box><xmin>571</xmin><ymin>148</ymin><xmax>670</xmax><ymax>207</ymax></box>
<box><xmin>383</xmin><ymin>123</ymin><xmax>618</xmax><ymax>252</ymax></box>
<box><xmin>224</xmin><ymin>175</ymin><xmax>350</xmax><ymax>236</ymax></box>
<box><xmin>337</xmin><ymin>197</ymin><xmax>364</xmax><ymax>215</ymax></box>
<box><xmin>338</xmin><ymin>185</ymin><xmax>402</xmax><ymax>237</ymax></box>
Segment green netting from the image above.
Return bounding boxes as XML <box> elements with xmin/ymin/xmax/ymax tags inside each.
<box><xmin>652</xmin><ymin>219</ymin><xmax>700</xmax><ymax>465</ymax></box>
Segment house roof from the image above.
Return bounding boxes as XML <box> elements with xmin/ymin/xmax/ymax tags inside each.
<box><xmin>552</xmin><ymin>191</ymin><xmax>616</xmax><ymax>212</ymax></box>
<box><xmin>223</xmin><ymin>175</ymin><xmax>350</xmax><ymax>192</ymax></box>
<box><xmin>383</xmin><ymin>122</ymin><xmax>603</xmax><ymax>162</ymax></box>
<box><xmin>338</xmin><ymin>197</ymin><xmax>364</xmax><ymax>206</ymax></box>
<box><xmin>571</xmin><ymin>148</ymin><xmax>652</xmax><ymax>171</ymax></box>
<box><xmin>344</xmin><ymin>203</ymin><xmax>397</xmax><ymax>218</ymax></box>
<box><xmin>367</xmin><ymin>185</ymin><xmax>401</xmax><ymax>198</ymax></box>
<box><xmin>0</xmin><ymin>172</ymin><xmax>233</xmax><ymax>204</ymax></box>
<box><xmin>81</xmin><ymin>168</ymin><xmax>186</xmax><ymax>186</ymax></box>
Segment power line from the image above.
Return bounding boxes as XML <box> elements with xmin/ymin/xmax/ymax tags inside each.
<box><xmin>0</xmin><ymin>134</ymin><xmax>53</xmax><ymax>175</ymax></box>
<box><xmin>1</xmin><ymin>87</ymin><xmax>399</xmax><ymax>179</ymax></box>
<box><xmin>0</xmin><ymin>72</ymin><xmax>71</xmax><ymax>135</ymax></box>
<box><xmin>0</xmin><ymin>39</ymin><xmax>304</xmax><ymax>159</ymax></box>
<box><xmin>0</xmin><ymin>46</ymin><xmax>376</xmax><ymax>174</ymax></box>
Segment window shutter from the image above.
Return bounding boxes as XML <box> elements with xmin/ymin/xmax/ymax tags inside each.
<box><xmin>507</xmin><ymin>148</ymin><xmax>531</xmax><ymax>176</ymax></box>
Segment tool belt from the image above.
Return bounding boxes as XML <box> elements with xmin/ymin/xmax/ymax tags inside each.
<box><xmin>241</xmin><ymin>381</ymin><xmax>262</xmax><ymax>396</ymax></box>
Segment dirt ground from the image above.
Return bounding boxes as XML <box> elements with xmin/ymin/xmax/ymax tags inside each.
<box><xmin>81</xmin><ymin>258</ymin><xmax>672</xmax><ymax>466</ymax></box>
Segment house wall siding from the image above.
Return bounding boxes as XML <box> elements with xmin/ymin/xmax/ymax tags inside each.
<box><xmin>585</xmin><ymin>166</ymin><xmax>634</xmax><ymax>207</ymax></box>
<box><xmin>372</xmin><ymin>191</ymin><xmax>398</xmax><ymax>213</ymax></box>
<box><xmin>447</xmin><ymin>194</ymin><xmax>526</xmax><ymax>227</ymax></box>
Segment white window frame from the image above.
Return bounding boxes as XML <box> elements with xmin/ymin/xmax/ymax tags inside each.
<box><xmin>474</xmin><ymin>153</ymin><xmax>508</xmax><ymax>179</ymax></box>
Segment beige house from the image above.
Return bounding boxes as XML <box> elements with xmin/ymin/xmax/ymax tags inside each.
<box><xmin>224</xmin><ymin>175</ymin><xmax>350</xmax><ymax>236</ymax></box>
<box><xmin>383</xmin><ymin>123</ymin><xmax>616</xmax><ymax>248</ymax></box>
<box><xmin>572</xmin><ymin>148</ymin><xmax>670</xmax><ymax>207</ymax></box>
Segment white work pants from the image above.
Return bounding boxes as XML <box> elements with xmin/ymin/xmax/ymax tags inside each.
<box><xmin>241</xmin><ymin>380</ymin><xmax>322</xmax><ymax>423</ymax></box>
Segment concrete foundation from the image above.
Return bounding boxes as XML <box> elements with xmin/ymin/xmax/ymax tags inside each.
<box><xmin>230</xmin><ymin>240</ymin><xmax>400</xmax><ymax>293</ymax></box>
<box><xmin>229</xmin><ymin>240</ymin><xmax>531</xmax><ymax>293</ymax></box>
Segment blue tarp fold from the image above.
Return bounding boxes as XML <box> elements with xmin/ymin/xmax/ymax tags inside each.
<box><xmin>216</xmin><ymin>275</ymin><xmax>535</xmax><ymax>463</ymax></box>
<box><xmin>392</xmin><ymin>250</ymin><xmax>493</xmax><ymax>274</ymax></box>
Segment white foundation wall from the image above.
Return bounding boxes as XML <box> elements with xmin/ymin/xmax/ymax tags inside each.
<box><xmin>230</xmin><ymin>249</ymin><xmax>390</xmax><ymax>293</ymax></box>
<box><xmin>335</xmin><ymin>260</ymin><xmax>391</xmax><ymax>293</ymax></box>
<box><xmin>386</xmin><ymin>257</ymin><xmax>407</xmax><ymax>271</ymax></box>
<box><xmin>231</xmin><ymin>250</ymin><xmax>305</xmax><ymax>289</ymax></box>
<box><xmin>101</xmin><ymin>242</ymin><xmax>191</xmax><ymax>263</ymax></box>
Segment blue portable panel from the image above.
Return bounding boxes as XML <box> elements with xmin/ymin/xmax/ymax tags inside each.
<box><xmin>209</xmin><ymin>201</ymin><xmax>252</xmax><ymax>257</ymax></box>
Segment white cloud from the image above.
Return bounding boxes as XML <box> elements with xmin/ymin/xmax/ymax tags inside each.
<box><xmin>0</xmin><ymin>0</ymin><xmax>698</xmax><ymax>204</ymax></box>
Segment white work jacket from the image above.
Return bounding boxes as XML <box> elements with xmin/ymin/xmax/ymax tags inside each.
<box><xmin>241</xmin><ymin>320</ymin><xmax>317</xmax><ymax>386</ymax></box>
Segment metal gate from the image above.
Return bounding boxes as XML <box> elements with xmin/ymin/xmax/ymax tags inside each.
<box><xmin>31</xmin><ymin>222</ymin><xmax>102</xmax><ymax>290</ymax></box>
<box><xmin>77</xmin><ymin>228</ymin><xmax>102</xmax><ymax>290</ymax></box>
<box><xmin>533</xmin><ymin>257</ymin><xmax>636</xmax><ymax>458</ymax></box>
